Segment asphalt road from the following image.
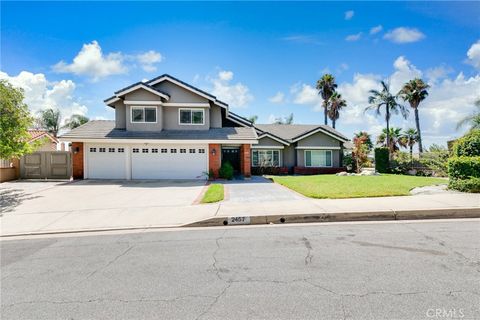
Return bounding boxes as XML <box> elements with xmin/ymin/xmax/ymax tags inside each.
<box><xmin>1</xmin><ymin>219</ymin><xmax>479</xmax><ymax>320</ymax></box>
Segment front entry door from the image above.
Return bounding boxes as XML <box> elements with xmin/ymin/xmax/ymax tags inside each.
<box><xmin>221</xmin><ymin>148</ymin><xmax>240</xmax><ymax>173</ymax></box>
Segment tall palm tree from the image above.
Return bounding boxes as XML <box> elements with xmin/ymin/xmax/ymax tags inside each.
<box><xmin>376</xmin><ymin>127</ymin><xmax>406</xmax><ymax>154</ymax></box>
<box><xmin>365</xmin><ymin>80</ymin><xmax>408</xmax><ymax>159</ymax></box>
<box><xmin>399</xmin><ymin>78</ymin><xmax>429</xmax><ymax>153</ymax></box>
<box><xmin>401</xmin><ymin>128</ymin><xmax>419</xmax><ymax>164</ymax></box>
<box><xmin>456</xmin><ymin>98</ymin><xmax>480</xmax><ymax>131</ymax></box>
<box><xmin>63</xmin><ymin>114</ymin><xmax>89</xmax><ymax>130</ymax></box>
<box><xmin>316</xmin><ymin>74</ymin><xmax>337</xmax><ymax>126</ymax></box>
<box><xmin>39</xmin><ymin>108</ymin><xmax>61</xmax><ymax>137</ymax></box>
<box><xmin>328</xmin><ymin>92</ymin><xmax>347</xmax><ymax>129</ymax></box>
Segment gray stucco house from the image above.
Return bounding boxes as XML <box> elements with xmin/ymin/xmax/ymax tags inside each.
<box><xmin>59</xmin><ymin>74</ymin><xmax>348</xmax><ymax>180</ymax></box>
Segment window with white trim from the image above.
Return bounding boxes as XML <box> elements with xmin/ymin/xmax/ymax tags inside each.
<box><xmin>305</xmin><ymin>150</ymin><xmax>332</xmax><ymax>167</ymax></box>
<box><xmin>99</xmin><ymin>148</ymin><xmax>106</xmax><ymax>153</ymax></box>
<box><xmin>171</xmin><ymin>148</ymin><xmax>177</xmax><ymax>153</ymax></box>
<box><xmin>90</xmin><ymin>147</ymin><xmax>96</xmax><ymax>152</ymax></box>
<box><xmin>142</xmin><ymin>148</ymin><xmax>149</xmax><ymax>153</ymax></box>
<box><xmin>118</xmin><ymin>148</ymin><xmax>124</xmax><ymax>153</ymax></box>
<box><xmin>180</xmin><ymin>149</ymin><xmax>186</xmax><ymax>153</ymax></box>
<box><xmin>133</xmin><ymin>148</ymin><xmax>139</xmax><ymax>153</ymax></box>
<box><xmin>131</xmin><ymin>106</ymin><xmax>157</xmax><ymax>123</ymax></box>
<box><xmin>161</xmin><ymin>148</ymin><xmax>167</xmax><ymax>153</ymax></box>
<box><xmin>108</xmin><ymin>148</ymin><xmax>115</xmax><ymax>153</ymax></box>
<box><xmin>252</xmin><ymin>150</ymin><xmax>280</xmax><ymax>167</ymax></box>
<box><xmin>152</xmin><ymin>148</ymin><xmax>158</xmax><ymax>153</ymax></box>
<box><xmin>189</xmin><ymin>149</ymin><xmax>195</xmax><ymax>153</ymax></box>
<box><xmin>199</xmin><ymin>149</ymin><xmax>205</xmax><ymax>153</ymax></box>
<box><xmin>179</xmin><ymin>109</ymin><xmax>204</xmax><ymax>125</ymax></box>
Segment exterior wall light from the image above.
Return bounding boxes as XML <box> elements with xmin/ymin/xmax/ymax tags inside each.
<box><xmin>211</xmin><ymin>148</ymin><xmax>216</xmax><ymax>156</ymax></box>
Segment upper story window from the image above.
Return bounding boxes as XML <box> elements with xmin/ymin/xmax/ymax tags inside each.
<box><xmin>179</xmin><ymin>109</ymin><xmax>204</xmax><ymax>125</ymax></box>
<box><xmin>132</xmin><ymin>106</ymin><xmax>157</xmax><ymax>123</ymax></box>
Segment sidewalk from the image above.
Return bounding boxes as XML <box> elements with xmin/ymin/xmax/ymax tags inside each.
<box><xmin>1</xmin><ymin>192</ymin><xmax>478</xmax><ymax>237</ymax></box>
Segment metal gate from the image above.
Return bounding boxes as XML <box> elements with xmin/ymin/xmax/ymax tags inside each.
<box><xmin>20</xmin><ymin>151</ymin><xmax>71</xmax><ymax>179</ymax></box>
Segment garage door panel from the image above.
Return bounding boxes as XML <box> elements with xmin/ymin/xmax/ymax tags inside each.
<box><xmin>131</xmin><ymin>145</ymin><xmax>207</xmax><ymax>180</ymax></box>
<box><xmin>87</xmin><ymin>144</ymin><xmax>126</xmax><ymax>179</ymax></box>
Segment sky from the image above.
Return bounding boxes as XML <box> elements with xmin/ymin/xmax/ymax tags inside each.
<box><xmin>1</xmin><ymin>1</ymin><xmax>480</xmax><ymax>148</ymax></box>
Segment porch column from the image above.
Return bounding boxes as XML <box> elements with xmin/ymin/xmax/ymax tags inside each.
<box><xmin>240</xmin><ymin>144</ymin><xmax>251</xmax><ymax>178</ymax></box>
<box><xmin>208</xmin><ymin>144</ymin><xmax>221</xmax><ymax>179</ymax></box>
<box><xmin>71</xmin><ymin>142</ymin><xmax>84</xmax><ymax>179</ymax></box>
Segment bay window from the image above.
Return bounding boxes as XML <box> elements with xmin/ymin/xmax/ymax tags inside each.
<box><xmin>305</xmin><ymin>150</ymin><xmax>332</xmax><ymax>167</ymax></box>
<box><xmin>252</xmin><ymin>150</ymin><xmax>281</xmax><ymax>167</ymax></box>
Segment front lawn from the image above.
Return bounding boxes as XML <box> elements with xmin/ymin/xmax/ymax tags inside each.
<box><xmin>271</xmin><ymin>174</ymin><xmax>447</xmax><ymax>199</ymax></box>
<box><xmin>201</xmin><ymin>184</ymin><xmax>224</xmax><ymax>203</ymax></box>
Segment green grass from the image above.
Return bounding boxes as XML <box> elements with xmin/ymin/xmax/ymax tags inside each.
<box><xmin>271</xmin><ymin>174</ymin><xmax>447</xmax><ymax>199</ymax></box>
<box><xmin>201</xmin><ymin>184</ymin><xmax>224</xmax><ymax>203</ymax></box>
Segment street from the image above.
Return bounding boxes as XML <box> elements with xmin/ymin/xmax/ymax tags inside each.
<box><xmin>1</xmin><ymin>219</ymin><xmax>479</xmax><ymax>320</ymax></box>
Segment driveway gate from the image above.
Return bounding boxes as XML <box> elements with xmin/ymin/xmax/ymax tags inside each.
<box><xmin>20</xmin><ymin>151</ymin><xmax>71</xmax><ymax>179</ymax></box>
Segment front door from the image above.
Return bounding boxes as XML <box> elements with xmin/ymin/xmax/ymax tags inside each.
<box><xmin>221</xmin><ymin>148</ymin><xmax>240</xmax><ymax>173</ymax></box>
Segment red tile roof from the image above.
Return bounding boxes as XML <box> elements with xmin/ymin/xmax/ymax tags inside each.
<box><xmin>27</xmin><ymin>130</ymin><xmax>58</xmax><ymax>143</ymax></box>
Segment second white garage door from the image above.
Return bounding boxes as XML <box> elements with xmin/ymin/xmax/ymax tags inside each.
<box><xmin>131</xmin><ymin>144</ymin><xmax>208</xmax><ymax>179</ymax></box>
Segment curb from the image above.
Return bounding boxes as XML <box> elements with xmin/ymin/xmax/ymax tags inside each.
<box><xmin>183</xmin><ymin>207</ymin><xmax>480</xmax><ymax>227</ymax></box>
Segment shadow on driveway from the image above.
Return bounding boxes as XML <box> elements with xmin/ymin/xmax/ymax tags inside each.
<box><xmin>0</xmin><ymin>189</ymin><xmax>43</xmax><ymax>215</ymax></box>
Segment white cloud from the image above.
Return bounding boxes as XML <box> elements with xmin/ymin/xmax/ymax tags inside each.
<box><xmin>384</xmin><ymin>27</ymin><xmax>425</xmax><ymax>44</ymax></box>
<box><xmin>0</xmin><ymin>71</ymin><xmax>88</xmax><ymax>121</ymax></box>
<box><xmin>344</xmin><ymin>10</ymin><xmax>354</xmax><ymax>20</ymax></box>
<box><xmin>425</xmin><ymin>65</ymin><xmax>453</xmax><ymax>84</ymax></box>
<box><xmin>53</xmin><ymin>41</ymin><xmax>163</xmax><ymax>81</ymax></box>
<box><xmin>209</xmin><ymin>70</ymin><xmax>253</xmax><ymax>108</ymax></box>
<box><xmin>389</xmin><ymin>56</ymin><xmax>422</xmax><ymax>92</ymax></box>
<box><xmin>466</xmin><ymin>40</ymin><xmax>480</xmax><ymax>70</ymax></box>
<box><xmin>370</xmin><ymin>25</ymin><xmax>383</xmax><ymax>35</ymax></box>
<box><xmin>269</xmin><ymin>92</ymin><xmax>285</xmax><ymax>104</ymax></box>
<box><xmin>136</xmin><ymin>50</ymin><xmax>163</xmax><ymax>72</ymax></box>
<box><xmin>345</xmin><ymin>32</ymin><xmax>362</xmax><ymax>42</ymax></box>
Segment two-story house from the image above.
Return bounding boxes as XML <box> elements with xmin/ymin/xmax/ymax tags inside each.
<box><xmin>60</xmin><ymin>74</ymin><xmax>349</xmax><ymax>180</ymax></box>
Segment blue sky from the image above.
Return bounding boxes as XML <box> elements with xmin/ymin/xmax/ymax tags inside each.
<box><xmin>2</xmin><ymin>1</ymin><xmax>480</xmax><ymax>147</ymax></box>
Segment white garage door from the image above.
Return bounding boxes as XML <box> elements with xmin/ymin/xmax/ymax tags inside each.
<box><xmin>87</xmin><ymin>144</ymin><xmax>127</xmax><ymax>179</ymax></box>
<box><xmin>131</xmin><ymin>145</ymin><xmax>208</xmax><ymax>179</ymax></box>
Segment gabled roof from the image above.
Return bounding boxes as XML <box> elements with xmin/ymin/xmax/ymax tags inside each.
<box><xmin>104</xmin><ymin>82</ymin><xmax>170</xmax><ymax>106</ymax></box>
<box><xmin>28</xmin><ymin>130</ymin><xmax>58</xmax><ymax>143</ymax></box>
<box><xmin>254</xmin><ymin>124</ymin><xmax>348</xmax><ymax>143</ymax></box>
<box><xmin>147</xmin><ymin>74</ymin><xmax>229</xmax><ymax>108</ymax></box>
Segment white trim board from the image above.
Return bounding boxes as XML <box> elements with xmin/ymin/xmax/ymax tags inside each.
<box><xmin>292</xmin><ymin>127</ymin><xmax>348</xmax><ymax>143</ymax></box>
<box><xmin>164</xmin><ymin>103</ymin><xmax>210</xmax><ymax>108</ymax></box>
<box><xmin>296</xmin><ymin>146</ymin><xmax>341</xmax><ymax>150</ymax></box>
<box><xmin>123</xmin><ymin>100</ymin><xmax>162</xmax><ymax>105</ymax></box>
<box><xmin>116</xmin><ymin>84</ymin><xmax>169</xmax><ymax>100</ymax></box>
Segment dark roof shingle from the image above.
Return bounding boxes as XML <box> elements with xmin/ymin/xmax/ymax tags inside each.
<box><xmin>254</xmin><ymin>124</ymin><xmax>348</xmax><ymax>142</ymax></box>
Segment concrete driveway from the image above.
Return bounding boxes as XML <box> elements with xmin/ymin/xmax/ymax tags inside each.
<box><xmin>1</xmin><ymin>180</ymin><xmax>214</xmax><ymax>236</ymax></box>
<box><xmin>223</xmin><ymin>176</ymin><xmax>305</xmax><ymax>203</ymax></box>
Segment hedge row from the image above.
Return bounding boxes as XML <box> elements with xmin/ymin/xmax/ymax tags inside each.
<box><xmin>374</xmin><ymin>147</ymin><xmax>389</xmax><ymax>173</ymax></box>
<box><xmin>447</xmin><ymin>156</ymin><xmax>480</xmax><ymax>180</ymax></box>
<box><xmin>452</xmin><ymin>130</ymin><xmax>480</xmax><ymax>157</ymax></box>
<box><xmin>448</xmin><ymin>177</ymin><xmax>480</xmax><ymax>193</ymax></box>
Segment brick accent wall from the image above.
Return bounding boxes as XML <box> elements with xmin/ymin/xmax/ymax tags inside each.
<box><xmin>240</xmin><ymin>144</ymin><xmax>251</xmax><ymax>178</ymax></box>
<box><xmin>72</xmin><ymin>142</ymin><xmax>84</xmax><ymax>179</ymax></box>
<box><xmin>208</xmin><ymin>144</ymin><xmax>221</xmax><ymax>179</ymax></box>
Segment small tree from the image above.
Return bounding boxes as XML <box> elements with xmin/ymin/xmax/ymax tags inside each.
<box><xmin>0</xmin><ymin>80</ymin><xmax>35</xmax><ymax>159</ymax></box>
<box><xmin>247</xmin><ymin>115</ymin><xmax>258</xmax><ymax>124</ymax></box>
<box><xmin>63</xmin><ymin>114</ymin><xmax>89</xmax><ymax>130</ymax></box>
<box><xmin>352</xmin><ymin>134</ymin><xmax>369</xmax><ymax>173</ymax></box>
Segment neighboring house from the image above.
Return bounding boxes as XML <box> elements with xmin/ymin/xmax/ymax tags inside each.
<box><xmin>59</xmin><ymin>74</ymin><xmax>348</xmax><ymax>180</ymax></box>
<box><xmin>0</xmin><ymin>130</ymin><xmax>59</xmax><ymax>182</ymax></box>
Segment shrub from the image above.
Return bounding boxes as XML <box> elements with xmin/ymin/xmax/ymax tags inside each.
<box><xmin>447</xmin><ymin>156</ymin><xmax>480</xmax><ymax>180</ymax></box>
<box><xmin>219</xmin><ymin>161</ymin><xmax>234</xmax><ymax>180</ymax></box>
<box><xmin>448</xmin><ymin>177</ymin><xmax>480</xmax><ymax>193</ymax></box>
<box><xmin>251</xmin><ymin>166</ymin><xmax>289</xmax><ymax>175</ymax></box>
<box><xmin>452</xmin><ymin>129</ymin><xmax>480</xmax><ymax>157</ymax></box>
<box><xmin>374</xmin><ymin>148</ymin><xmax>389</xmax><ymax>173</ymax></box>
<box><xmin>419</xmin><ymin>151</ymin><xmax>449</xmax><ymax>177</ymax></box>
<box><xmin>342</xmin><ymin>153</ymin><xmax>355</xmax><ymax>172</ymax></box>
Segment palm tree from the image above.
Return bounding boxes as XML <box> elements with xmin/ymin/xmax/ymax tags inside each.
<box><xmin>376</xmin><ymin>127</ymin><xmax>405</xmax><ymax>154</ymax></box>
<box><xmin>273</xmin><ymin>113</ymin><xmax>294</xmax><ymax>124</ymax></box>
<box><xmin>456</xmin><ymin>99</ymin><xmax>480</xmax><ymax>131</ymax></box>
<box><xmin>327</xmin><ymin>92</ymin><xmax>347</xmax><ymax>129</ymax></box>
<box><xmin>401</xmin><ymin>128</ymin><xmax>419</xmax><ymax>164</ymax></box>
<box><xmin>39</xmin><ymin>108</ymin><xmax>61</xmax><ymax>137</ymax></box>
<box><xmin>399</xmin><ymin>78</ymin><xmax>429</xmax><ymax>153</ymax></box>
<box><xmin>247</xmin><ymin>115</ymin><xmax>258</xmax><ymax>124</ymax></box>
<box><xmin>316</xmin><ymin>74</ymin><xmax>337</xmax><ymax>126</ymax></box>
<box><xmin>63</xmin><ymin>114</ymin><xmax>89</xmax><ymax>130</ymax></box>
<box><xmin>365</xmin><ymin>80</ymin><xmax>408</xmax><ymax>159</ymax></box>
